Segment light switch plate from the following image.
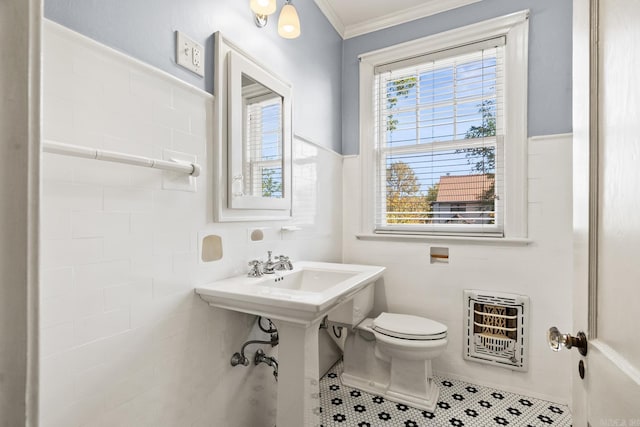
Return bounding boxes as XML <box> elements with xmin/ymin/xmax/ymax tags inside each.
<box><xmin>175</xmin><ymin>31</ymin><xmax>204</xmax><ymax>77</ymax></box>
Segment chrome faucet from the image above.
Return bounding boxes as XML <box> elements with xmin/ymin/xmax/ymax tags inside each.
<box><xmin>250</xmin><ymin>252</ymin><xmax>293</xmax><ymax>277</ymax></box>
<box><xmin>263</xmin><ymin>251</ymin><xmax>276</xmax><ymax>274</ymax></box>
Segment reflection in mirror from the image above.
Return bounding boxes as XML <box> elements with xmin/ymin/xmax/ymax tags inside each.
<box><xmin>242</xmin><ymin>74</ymin><xmax>284</xmax><ymax>199</ymax></box>
<box><xmin>227</xmin><ymin>48</ymin><xmax>291</xmax><ymax>213</ymax></box>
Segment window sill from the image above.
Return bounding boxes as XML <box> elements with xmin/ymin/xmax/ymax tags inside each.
<box><xmin>355</xmin><ymin>233</ymin><xmax>532</xmax><ymax>246</ymax></box>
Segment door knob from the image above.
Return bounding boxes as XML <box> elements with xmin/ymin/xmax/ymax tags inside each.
<box><xmin>547</xmin><ymin>326</ymin><xmax>588</xmax><ymax>356</ymax></box>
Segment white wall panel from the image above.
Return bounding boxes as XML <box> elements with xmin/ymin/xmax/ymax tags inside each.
<box><xmin>40</xmin><ymin>20</ymin><xmax>343</xmax><ymax>427</ymax></box>
<box><xmin>342</xmin><ymin>133</ymin><xmax>574</xmax><ymax>403</ymax></box>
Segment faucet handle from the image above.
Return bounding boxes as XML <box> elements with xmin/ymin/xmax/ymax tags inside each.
<box><xmin>275</xmin><ymin>255</ymin><xmax>293</xmax><ymax>271</ymax></box>
<box><xmin>248</xmin><ymin>260</ymin><xmax>264</xmax><ymax>277</ymax></box>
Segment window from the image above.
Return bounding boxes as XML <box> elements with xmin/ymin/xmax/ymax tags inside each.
<box><xmin>245</xmin><ymin>97</ymin><xmax>283</xmax><ymax>198</ymax></box>
<box><xmin>377</xmin><ymin>40</ymin><xmax>503</xmax><ymax>234</ymax></box>
<box><xmin>359</xmin><ymin>11</ymin><xmax>529</xmax><ymax>238</ymax></box>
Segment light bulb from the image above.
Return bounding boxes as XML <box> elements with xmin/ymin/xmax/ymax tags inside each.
<box><xmin>250</xmin><ymin>0</ymin><xmax>276</xmax><ymax>15</ymax></box>
<box><xmin>278</xmin><ymin>2</ymin><xmax>301</xmax><ymax>39</ymax></box>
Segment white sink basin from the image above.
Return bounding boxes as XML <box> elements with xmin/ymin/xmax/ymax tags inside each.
<box><xmin>195</xmin><ymin>261</ymin><xmax>385</xmax><ymax>324</ymax></box>
<box><xmin>259</xmin><ymin>269</ymin><xmax>358</xmax><ymax>291</ymax></box>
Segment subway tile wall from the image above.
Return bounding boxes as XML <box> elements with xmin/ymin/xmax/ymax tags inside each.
<box><xmin>40</xmin><ymin>20</ymin><xmax>342</xmax><ymax>427</ymax></box>
<box><xmin>342</xmin><ymin>134</ymin><xmax>574</xmax><ymax>405</ymax></box>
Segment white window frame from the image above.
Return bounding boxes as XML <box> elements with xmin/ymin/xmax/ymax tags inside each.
<box><xmin>359</xmin><ymin>10</ymin><xmax>529</xmax><ymax>239</ymax></box>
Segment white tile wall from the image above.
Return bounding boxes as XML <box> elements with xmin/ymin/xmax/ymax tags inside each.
<box><xmin>41</xmin><ymin>16</ymin><xmax>572</xmax><ymax>425</ymax></box>
<box><xmin>40</xmin><ymin>20</ymin><xmax>343</xmax><ymax>427</ymax></box>
<box><xmin>342</xmin><ymin>134</ymin><xmax>574</xmax><ymax>404</ymax></box>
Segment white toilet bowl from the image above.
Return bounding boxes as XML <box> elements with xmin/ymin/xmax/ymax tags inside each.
<box><xmin>340</xmin><ymin>312</ymin><xmax>447</xmax><ymax>412</ymax></box>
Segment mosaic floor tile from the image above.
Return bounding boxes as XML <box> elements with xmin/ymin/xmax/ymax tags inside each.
<box><xmin>319</xmin><ymin>361</ymin><xmax>571</xmax><ymax>427</ymax></box>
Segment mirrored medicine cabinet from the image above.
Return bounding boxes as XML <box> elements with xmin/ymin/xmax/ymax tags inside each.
<box><xmin>212</xmin><ymin>32</ymin><xmax>292</xmax><ymax>222</ymax></box>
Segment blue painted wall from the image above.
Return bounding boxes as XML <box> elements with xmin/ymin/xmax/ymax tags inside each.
<box><xmin>45</xmin><ymin>0</ymin><xmax>573</xmax><ymax>155</ymax></box>
<box><xmin>45</xmin><ymin>0</ymin><xmax>344</xmax><ymax>152</ymax></box>
<box><xmin>341</xmin><ymin>0</ymin><xmax>573</xmax><ymax>155</ymax></box>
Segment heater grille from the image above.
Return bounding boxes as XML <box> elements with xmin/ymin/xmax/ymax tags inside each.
<box><xmin>464</xmin><ymin>290</ymin><xmax>529</xmax><ymax>371</ymax></box>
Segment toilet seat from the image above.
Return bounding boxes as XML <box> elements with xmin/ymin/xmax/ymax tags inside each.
<box><xmin>373</xmin><ymin>313</ymin><xmax>447</xmax><ymax>341</ymax></box>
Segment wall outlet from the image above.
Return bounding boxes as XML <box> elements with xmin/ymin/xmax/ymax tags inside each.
<box><xmin>192</xmin><ymin>46</ymin><xmax>201</xmax><ymax>67</ymax></box>
<box><xmin>175</xmin><ymin>31</ymin><xmax>204</xmax><ymax>77</ymax></box>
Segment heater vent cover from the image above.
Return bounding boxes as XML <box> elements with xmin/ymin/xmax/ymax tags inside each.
<box><xmin>464</xmin><ymin>290</ymin><xmax>529</xmax><ymax>372</ymax></box>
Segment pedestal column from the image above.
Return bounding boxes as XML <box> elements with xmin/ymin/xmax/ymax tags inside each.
<box><xmin>271</xmin><ymin>318</ymin><xmax>323</xmax><ymax>427</ymax></box>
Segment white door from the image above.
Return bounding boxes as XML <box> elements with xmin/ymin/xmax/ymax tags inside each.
<box><xmin>569</xmin><ymin>0</ymin><xmax>640</xmax><ymax>425</ymax></box>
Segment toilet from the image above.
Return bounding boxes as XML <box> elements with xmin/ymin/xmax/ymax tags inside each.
<box><xmin>328</xmin><ymin>286</ymin><xmax>447</xmax><ymax>412</ymax></box>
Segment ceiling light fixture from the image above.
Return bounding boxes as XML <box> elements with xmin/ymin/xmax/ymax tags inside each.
<box><xmin>277</xmin><ymin>0</ymin><xmax>301</xmax><ymax>39</ymax></box>
<box><xmin>250</xmin><ymin>0</ymin><xmax>277</xmax><ymax>28</ymax></box>
<box><xmin>250</xmin><ymin>0</ymin><xmax>300</xmax><ymax>39</ymax></box>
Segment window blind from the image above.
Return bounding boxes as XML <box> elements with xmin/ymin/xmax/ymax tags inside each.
<box><xmin>374</xmin><ymin>37</ymin><xmax>505</xmax><ymax>236</ymax></box>
<box><xmin>244</xmin><ymin>94</ymin><xmax>284</xmax><ymax>199</ymax></box>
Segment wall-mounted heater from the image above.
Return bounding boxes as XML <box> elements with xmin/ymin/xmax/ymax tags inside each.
<box><xmin>464</xmin><ymin>290</ymin><xmax>530</xmax><ymax>372</ymax></box>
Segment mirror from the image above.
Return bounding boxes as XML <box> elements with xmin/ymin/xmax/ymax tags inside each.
<box><xmin>228</xmin><ymin>50</ymin><xmax>292</xmax><ymax>212</ymax></box>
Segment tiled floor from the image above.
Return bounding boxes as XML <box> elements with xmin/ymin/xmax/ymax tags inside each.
<box><xmin>319</xmin><ymin>361</ymin><xmax>572</xmax><ymax>427</ymax></box>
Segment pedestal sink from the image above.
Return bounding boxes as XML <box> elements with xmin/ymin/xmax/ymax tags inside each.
<box><xmin>195</xmin><ymin>261</ymin><xmax>385</xmax><ymax>427</ymax></box>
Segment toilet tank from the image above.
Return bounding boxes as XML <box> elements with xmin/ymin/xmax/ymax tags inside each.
<box><xmin>328</xmin><ymin>283</ymin><xmax>374</xmax><ymax>327</ymax></box>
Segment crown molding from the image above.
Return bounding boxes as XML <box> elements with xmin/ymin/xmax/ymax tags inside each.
<box><xmin>313</xmin><ymin>0</ymin><xmax>482</xmax><ymax>40</ymax></box>
<box><xmin>312</xmin><ymin>0</ymin><xmax>346</xmax><ymax>38</ymax></box>
<box><xmin>345</xmin><ymin>0</ymin><xmax>482</xmax><ymax>39</ymax></box>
